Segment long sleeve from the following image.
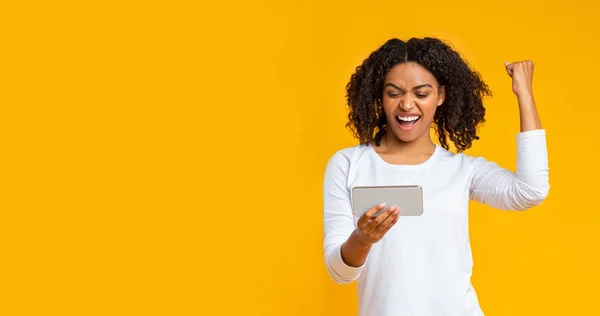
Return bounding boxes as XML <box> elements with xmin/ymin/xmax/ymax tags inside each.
<box><xmin>323</xmin><ymin>152</ymin><xmax>365</xmax><ymax>284</ymax></box>
<box><xmin>469</xmin><ymin>129</ymin><xmax>550</xmax><ymax>210</ymax></box>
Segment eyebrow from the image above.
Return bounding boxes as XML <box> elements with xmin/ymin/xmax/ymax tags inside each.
<box><xmin>384</xmin><ymin>83</ymin><xmax>433</xmax><ymax>90</ymax></box>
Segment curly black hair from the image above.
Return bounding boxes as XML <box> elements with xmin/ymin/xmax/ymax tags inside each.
<box><xmin>345</xmin><ymin>37</ymin><xmax>491</xmax><ymax>153</ymax></box>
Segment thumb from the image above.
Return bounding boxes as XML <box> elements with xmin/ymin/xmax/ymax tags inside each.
<box><xmin>504</xmin><ymin>61</ymin><xmax>513</xmax><ymax>77</ymax></box>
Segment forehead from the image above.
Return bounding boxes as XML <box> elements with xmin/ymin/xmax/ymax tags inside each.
<box><xmin>384</xmin><ymin>62</ymin><xmax>438</xmax><ymax>87</ymax></box>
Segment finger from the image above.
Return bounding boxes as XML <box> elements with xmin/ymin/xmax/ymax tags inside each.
<box><xmin>376</xmin><ymin>207</ymin><xmax>400</xmax><ymax>230</ymax></box>
<box><xmin>358</xmin><ymin>202</ymin><xmax>386</xmax><ymax>228</ymax></box>
<box><xmin>524</xmin><ymin>60</ymin><xmax>534</xmax><ymax>74</ymax></box>
<box><xmin>525</xmin><ymin>60</ymin><xmax>534</xmax><ymax>66</ymax></box>
<box><xmin>378</xmin><ymin>215</ymin><xmax>400</xmax><ymax>236</ymax></box>
<box><xmin>363</xmin><ymin>202</ymin><xmax>386</xmax><ymax>220</ymax></box>
<box><xmin>368</xmin><ymin>205</ymin><xmax>397</xmax><ymax>229</ymax></box>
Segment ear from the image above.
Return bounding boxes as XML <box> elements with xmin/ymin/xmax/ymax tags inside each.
<box><xmin>437</xmin><ymin>86</ymin><xmax>446</xmax><ymax>107</ymax></box>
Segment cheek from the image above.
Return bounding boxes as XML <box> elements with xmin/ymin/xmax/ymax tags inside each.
<box><xmin>418</xmin><ymin>99</ymin><xmax>439</xmax><ymax>117</ymax></box>
<box><xmin>382</xmin><ymin>98</ymin><xmax>397</xmax><ymax>113</ymax></box>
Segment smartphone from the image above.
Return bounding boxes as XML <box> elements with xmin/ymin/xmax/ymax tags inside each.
<box><xmin>351</xmin><ymin>185</ymin><xmax>424</xmax><ymax>218</ymax></box>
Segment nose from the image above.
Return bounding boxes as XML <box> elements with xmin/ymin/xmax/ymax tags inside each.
<box><xmin>398</xmin><ymin>95</ymin><xmax>416</xmax><ymax>111</ymax></box>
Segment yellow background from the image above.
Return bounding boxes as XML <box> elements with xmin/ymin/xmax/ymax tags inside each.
<box><xmin>1</xmin><ymin>0</ymin><xmax>599</xmax><ymax>315</ymax></box>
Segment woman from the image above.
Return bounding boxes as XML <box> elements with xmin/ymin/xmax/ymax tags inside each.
<box><xmin>323</xmin><ymin>37</ymin><xmax>549</xmax><ymax>315</ymax></box>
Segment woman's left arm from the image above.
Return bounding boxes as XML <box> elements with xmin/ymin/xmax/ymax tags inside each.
<box><xmin>505</xmin><ymin>60</ymin><xmax>542</xmax><ymax>132</ymax></box>
<box><xmin>470</xmin><ymin>61</ymin><xmax>550</xmax><ymax>210</ymax></box>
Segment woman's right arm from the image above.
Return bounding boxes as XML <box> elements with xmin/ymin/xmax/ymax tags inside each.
<box><xmin>323</xmin><ymin>152</ymin><xmax>399</xmax><ymax>284</ymax></box>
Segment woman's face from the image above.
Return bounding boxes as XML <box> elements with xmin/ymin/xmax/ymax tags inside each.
<box><xmin>382</xmin><ymin>62</ymin><xmax>445</xmax><ymax>144</ymax></box>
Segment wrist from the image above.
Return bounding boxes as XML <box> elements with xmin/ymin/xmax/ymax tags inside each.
<box><xmin>517</xmin><ymin>92</ymin><xmax>535</xmax><ymax>107</ymax></box>
<box><xmin>352</xmin><ymin>229</ymin><xmax>373</xmax><ymax>249</ymax></box>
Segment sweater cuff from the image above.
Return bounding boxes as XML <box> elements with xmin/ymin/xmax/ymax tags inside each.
<box><xmin>328</xmin><ymin>243</ymin><xmax>366</xmax><ymax>282</ymax></box>
<box><xmin>516</xmin><ymin>129</ymin><xmax>546</xmax><ymax>140</ymax></box>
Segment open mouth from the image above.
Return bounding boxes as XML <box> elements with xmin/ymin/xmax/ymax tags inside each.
<box><xmin>395</xmin><ymin>115</ymin><xmax>421</xmax><ymax>130</ymax></box>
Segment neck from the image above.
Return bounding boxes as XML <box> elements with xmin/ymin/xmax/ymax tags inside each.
<box><xmin>380</xmin><ymin>129</ymin><xmax>436</xmax><ymax>156</ymax></box>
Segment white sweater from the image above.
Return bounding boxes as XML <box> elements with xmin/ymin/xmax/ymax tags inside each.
<box><xmin>323</xmin><ymin>129</ymin><xmax>549</xmax><ymax>316</ymax></box>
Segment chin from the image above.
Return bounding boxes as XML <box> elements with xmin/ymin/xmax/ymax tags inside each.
<box><xmin>386</xmin><ymin>123</ymin><xmax>424</xmax><ymax>143</ymax></box>
<box><xmin>394</xmin><ymin>132</ymin><xmax>421</xmax><ymax>143</ymax></box>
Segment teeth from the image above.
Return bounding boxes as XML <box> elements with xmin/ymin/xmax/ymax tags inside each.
<box><xmin>397</xmin><ymin>116</ymin><xmax>420</xmax><ymax>121</ymax></box>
